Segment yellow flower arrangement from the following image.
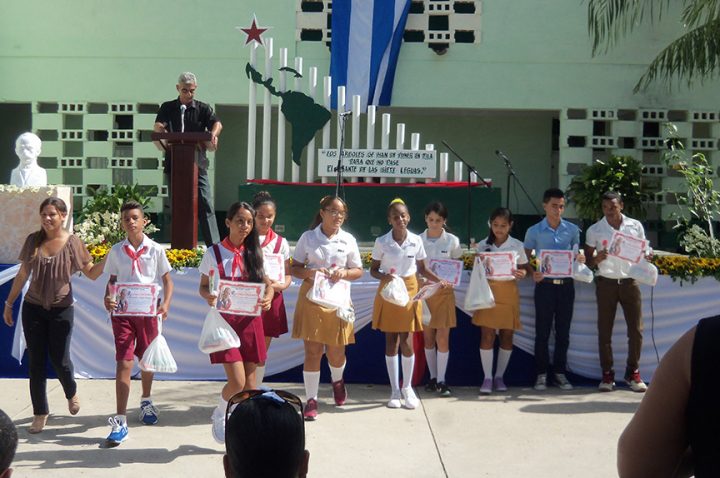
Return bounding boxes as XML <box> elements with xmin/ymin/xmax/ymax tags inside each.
<box><xmin>651</xmin><ymin>255</ymin><xmax>720</xmax><ymax>283</ymax></box>
<box><xmin>88</xmin><ymin>245</ymin><xmax>203</xmax><ymax>270</ymax></box>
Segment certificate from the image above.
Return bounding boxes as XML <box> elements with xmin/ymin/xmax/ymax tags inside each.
<box><xmin>428</xmin><ymin>259</ymin><xmax>463</xmax><ymax>286</ymax></box>
<box><xmin>478</xmin><ymin>252</ymin><xmax>516</xmax><ymax>279</ymax></box>
<box><xmin>263</xmin><ymin>253</ymin><xmax>285</xmax><ymax>283</ymax></box>
<box><xmin>112</xmin><ymin>283</ymin><xmax>159</xmax><ymax>316</ymax></box>
<box><xmin>608</xmin><ymin>231</ymin><xmax>647</xmax><ymax>264</ymax></box>
<box><xmin>412</xmin><ymin>282</ymin><xmax>442</xmax><ymax>302</ymax></box>
<box><xmin>311</xmin><ymin>271</ymin><xmax>351</xmax><ymax>309</ymax></box>
<box><xmin>539</xmin><ymin>250</ymin><xmax>574</xmax><ymax>278</ymax></box>
<box><xmin>216</xmin><ymin>280</ymin><xmax>266</xmax><ymax>317</ymax></box>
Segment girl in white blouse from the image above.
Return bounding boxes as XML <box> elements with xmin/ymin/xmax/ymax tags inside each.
<box><xmin>420</xmin><ymin>202</ymin><xmax>463</xmax><ymax>397</ymax></box>
<box><xmin>473</xmin><ymin>208</ymin><xmax>528</xmax><ymax>395</ymax></box>
<box><xmin>290</xmin><ymin>196</ymin><xmax>364</xmax><ymax>421</ymax></box>
<box><xmin>370</xmin><ymin>198</ymin><xmax>447</xmax><ymax>410</ymax></box>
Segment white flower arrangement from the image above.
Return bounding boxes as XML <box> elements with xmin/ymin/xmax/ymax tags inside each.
<box><xmin>0</xmin><ymin>184</ymin><xmax>53</xmax><ymax>195</ymax></box>
<box><xmin>75</xmin><ymin>211</ymin><xmax>159</xmax><ymax>246</ymax></box>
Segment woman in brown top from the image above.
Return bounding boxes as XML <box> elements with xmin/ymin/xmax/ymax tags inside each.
<box><xmin>3</xmin><ymin>197</ymin><xmax>106</xmax><ymax>433</ymax></box>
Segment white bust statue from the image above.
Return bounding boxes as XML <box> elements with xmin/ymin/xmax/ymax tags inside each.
<box><xmin>10</xmin><ymin>132</ymin><xmax>47</xmax><ymax>187</ymax></box>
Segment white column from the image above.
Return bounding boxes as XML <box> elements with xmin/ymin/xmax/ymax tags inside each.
<box><xmin>349</xmin><ymin>94</ymin><xmax>361</xmax><ymax>182</ymax></box>
<box><xmin>425</xmin><ymin>144</ymin><xmax>435</xmax><ymax>183</ymax></box>
<box><xmin>366</xmin><ymin>105</ymin><xmax>376</xmax><ymax>183</ymax></box>
<box><xmin>409</xmin><ymin>133</ymin><xmax>420</xmax><ymax>184</ymax></box>
<box><xmin>395</xmin><ymin>123</ymin><xmax>405</xmax><ymax>184</ymax></box>
<box><xmin>292</xmin><ymin>57</ymin><xmax>303</xmax><ymax>183</ymax></box>
<box><xmin>276</xmin><ymin>48</ymin><xmax>287</xmax><ymax>181</ymax></box>
<box><xmin>246</xmin><ymin>44</ymin><xmax>258</xmax><ymax>180</ymax></box>
<box><xmin>261</xmin><ymin>38</ymin><xmax>273</xmax><ymax>180</ymax></box>
<box><xmin>454</xmin><ymin>161</ymin><xmax>463</xmax><ymax>181</ymax></box>
<box><xmin>380</xmin><ymin>113</ymin><xmax>391</xmax><ymax>184</ymax></box>
<box><xmin>439</xmin><ymin>152</ymin><xmax>449</xmax><ymax>182</ymax></box>
<box><xmin>321</xmin><ymin>76</ymin><xmax>331</xmax><ymax>184</ymax></box>
<box><xmin>306</xmin><ymin>67</ymin><xmax>318</xmax><ymax>182</ymax></box>
<box><xmin>335</xmin><ymin>86</ymin><xmax>346</xmax><ymax>186</ymax></box>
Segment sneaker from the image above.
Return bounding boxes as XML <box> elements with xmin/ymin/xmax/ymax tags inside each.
<box><xmin>332</xmin><ymin>379</ymin><xmax>347</xmax><ymax>406</ymax></box>
<box><xmin>424</xmin><ymin>378</ymin><xmax>439</xmax><ymax>392</ymax></box>
<box><xmin>493</xmin><ymin>377</ymin><xmax>508</xmax><ymax>392</ymax></box>
<box><xmin>303</xmin><ymin>398</ymin><xmax>318</xmax><ymax>421</ymax></box>
<box><xmin>625</xmin><ymin>370</ymin><xmax>647</xmax><ymax>393</ymax></box>
<box><xmin>598</xmin><ymin>371</ymin><xmax>615</xmax><ymax>392</ymax></box>
<box><xmin>211</xmin><ymin>406</ymin><xmax>226</xmax><ymax>444</ymax></box>
<box><xmin>387</xmin><ymin>390</ymin><xmax>402</xmax><ymax>409</ymax></box>
<box><xmin>106</xmin><ymin>416</ymin><xmax>128</xmax><ymax>444</ymax></box>
<box><xmin>438</xmin><ymin>382</ymin><xmax>452</xmax><ymax>397</ymax></box>
<box><xmin>479</xmin><ymin>378</ymin><xmax>493</xmax><ymax>395</ymax></box>
<box><xmin>534</xmin><ymin>374</ymin><xmax>547</xmax><ymax>391</ymax></box>
<box><xmin>554</xmin><ymin>373</ymin><xmax>573</xmax><ymax>391</ymax></box>
<box><xmin>402</xmin><ymin>387</ymin><xmax>420</xmax><ymax>409</ymax></box>
<box><xmin>139</xmin><ymin>400</ymin><xmax>158</xmax><ymax>425</ymax></box>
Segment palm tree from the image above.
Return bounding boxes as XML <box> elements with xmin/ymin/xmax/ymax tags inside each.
<box><xmin>588</xmin><ymin>0</ymin><xmax>720</xmax><ymax>91</ymax></box>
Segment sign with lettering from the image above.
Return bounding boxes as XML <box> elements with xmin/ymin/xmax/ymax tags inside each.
<box><xmin>317</xmin><ymin>149</ymin><xmax>437</xmax><ymax>179</ymax></box>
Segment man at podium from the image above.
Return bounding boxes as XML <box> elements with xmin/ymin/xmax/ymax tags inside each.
<box><xmin>154</xmin><ymin>72</ymin><xmax>223</xmax><ymax>246</ymax></box>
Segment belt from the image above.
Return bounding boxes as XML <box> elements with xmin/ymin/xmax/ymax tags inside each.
<box><xmin>540</xmin><ymin>278</ymin><xmax>573</xmax><ymax>285</ymax></box>
<box><xmin>597</xmin><ymin>276</ymin><xmax>635</xmax><ymax>285</ymax></box>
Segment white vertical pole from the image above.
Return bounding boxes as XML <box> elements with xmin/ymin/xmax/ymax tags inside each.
<box><xmin>276</xmin><ymin>48</ymin><xmax>288</xmax><ymax>181</ymax></box>
<box><xmin>261</xmin><ymin>38</ymin><xmax>273</xmax><ymax>180</ymax></box>
<box><xmin>424</xmin><ymin>143</ymin><xmax>435</xmax><ymax>183</ymax></box>
<box><xmin>306</xmin><ymin>67</ymin><xmax>318</xmax><ymax>182</ymax></box>
<box><xmin>246</xmin><ymin>45</ymin><xmax>258</xmax><ymax>180</ymax></box>
<box><xmin>349</xmin><ymin>94</ymin><xmax>361</xmax><ymax>183</ymax></box>
<box><xmin>470</xmin><ymin>171</ymin><xmax>478</xmax><ymax>183</ymax></box>
<box><xmin>336</xmin><ymin>86</ymin><xmax>346</xmax><ymax>149</ymax></box>
<box><xmin>366</xmin><ymin>105</ymin><xmax>376</xmax><ymax>183</ymax></box>
<box><xmin>321</xmin><ymin>76</ymin><xmax>331</xmax><ymax>184</ymax></box>
<box><xmin>395</xmin><ymin>123</ymin><xmax>405</xmax><ymax>184</ymax></box>
<box><xmin>454</xmin><ymin>161</ymin><xmax>463</xmax><ymax>181</ymax></box>
<box><xmin>292</xmin><ymin>57</ymin><xmax>303</xmax><ymax>183</ymax></box>
<box><xmin>380</xmin><ymin>113</ymin><xmax>391</xmax><ymax>184</ymax></box>
<box><xmin>439</xmin><ymin>152</ymin><xmax>449</xmax><ymax>182</ymax></box>
<box><xmin>409</xmin><ymin>133</ymin><xmax>420</xmax><ymax>184</ymax></box>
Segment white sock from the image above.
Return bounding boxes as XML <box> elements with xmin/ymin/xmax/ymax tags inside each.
<box><xmin>255</xmin><ymin>365</ymin><xmax>266</xmax><ymax>387</ymax></box>
<box><xmin>140</xmin><ymin>395</ymin><xmax>152</xmax><ymax>403</ymax></box>
<box><xmin>401</xmin><ymin>354</ymin><xmax>415</xmax><ymax>389</ymax></box>
<box><xmin>329</xmin><ymin>361</ymin><xmax>346</xmax><ymax>383</ymax></box>
<box><xmin>437</xmin><ymin>351</ymin><xmax>449</xmax><ymax>383</ymax></box>
<box><xmin>495</xmin><ymin>348</ymin><xmax>512</xmax><ymax>378</ymax></box>
<box><xmin>480</xmin><ymin>348</ymin><xmax>494</xmax><ymax>380</ymax></box>
<box><xmin>425</xmin><ymin>347</ymin><xmax>437</xmax><ymax>380</ymax></box>
<box><xmin>385</xmin><ymin>355</ymin><xmax>400</xmax><ymax>392</ymax></box>
<box><xmin>303</xmin><ymin>371</ymin><xmax>320</xmax><ymax>401</ymax></box>
<box><xmin>115</xmin><ymin>414</ymin><xmax>127</xmax><ymax>424</ymax></box>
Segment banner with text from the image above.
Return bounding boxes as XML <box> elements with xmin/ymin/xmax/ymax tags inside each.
<box><xmin>318</xmin><ymin>149</ymin><xmax>437</xmax><ymax>179</ymax></box>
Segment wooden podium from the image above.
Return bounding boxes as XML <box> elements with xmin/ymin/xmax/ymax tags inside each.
<box><xmin>151</xmin><ymin>131</ymin><xmax>212</xmax><ymax>250</ymax></box>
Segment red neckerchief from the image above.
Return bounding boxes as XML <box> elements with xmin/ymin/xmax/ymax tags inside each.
<box><xmin>221</xmin><ymin>237</ymin><xmax>246</xmax><ymax>280</ymax></box>
<box><xmin>123</xmin><ymin>243</ymin><xmax>148</xmax><ymax>276</ymax></box>
<box><xmin>260</xmin><ymin>228</ymin><xmax>277</xmax><ymax>249</ymax></box>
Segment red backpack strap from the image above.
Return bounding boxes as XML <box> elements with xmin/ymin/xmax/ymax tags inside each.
<box><xmin>212</xmin><ymin>244</ymin><xmax>228</xmax><ymax>281</ymax></box>
<box><xmin>272</xmin><ymin>234</ymin><xmax>284</xmax><ymax>255</ymax></box>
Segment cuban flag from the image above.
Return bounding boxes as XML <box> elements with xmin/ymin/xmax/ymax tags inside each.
<box><xmin>330</xmin><ymin>0</ymin><xmax>411</xmax><ymax>111</ymax></box>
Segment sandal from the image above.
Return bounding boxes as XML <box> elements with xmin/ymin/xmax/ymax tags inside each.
<box><xmin>29</xmin><ymin>414</ymin><xmax>48</xmax><ymax>434</ymax></box>
<box><xmin>68</xmin><ymin>395</ymin><xmax>80</xmax><ymax>415</ymax></box>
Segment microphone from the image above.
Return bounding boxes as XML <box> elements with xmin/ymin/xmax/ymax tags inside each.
<box><xmin>180</xmin><ymin>104</ymin><xmax>186</xmax><ymax>133</ymax></box>
<box><xmin>495</xmin><ymin>149</ymin><xmax>508</xmax><ymax>160</ymax></box>
<box><xmin>338</xmin><ymin>111</ymin><xmax>352</xmax><ymax>117</ymax></box>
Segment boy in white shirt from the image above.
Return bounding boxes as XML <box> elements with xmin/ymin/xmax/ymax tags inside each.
<box><xmin>102</xmin><ymin>201</ymin><xmax>174</xmax><ymax>444</ymax></box>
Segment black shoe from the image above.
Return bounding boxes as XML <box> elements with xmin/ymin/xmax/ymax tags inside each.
<box><xmin>438</xmin><ymin>382</ymin><xmax>452</xmax><ymax>397</ymax></box>
<box><xmin>425</xmin><ymin>378</ymin><xmax>438</xmax><ymax>392</ymax></box>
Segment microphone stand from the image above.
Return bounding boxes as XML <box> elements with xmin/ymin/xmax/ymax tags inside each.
<box><xmin>442</xmin><ymin>141</ymin><xmax>492</xmax><ymax>248</ymax></box>
<box><xmin>495</xmin><ymin>150</ymin><xmax>540</xmax><ymax>214</ymax></box>
<box><xmin>335</xmin><ymin>112</ymin><xmax>350</xmax><ymax>199</ymax></box>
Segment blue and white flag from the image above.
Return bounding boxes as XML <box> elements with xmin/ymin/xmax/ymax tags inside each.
<box><xmin>330</xmin><ymin>0</ymin><xmax>411</xmax><ymax>111</ymax></box>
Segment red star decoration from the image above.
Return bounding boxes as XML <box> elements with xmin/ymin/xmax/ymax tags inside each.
<box><xmin>239</xmin><ymin>16</ymin><xmax>268</xmax><ymax>46</ymax></box>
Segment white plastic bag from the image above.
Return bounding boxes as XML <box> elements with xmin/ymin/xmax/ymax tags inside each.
<box><xmin>629</xmin><ymin>259</ymin><xmax>659</xmax><ymax>286</ymax></box>
<box><xmin>573</xmin><ymin>262</ymin><xmax>594</xmax><ymax>283</ymax></box>
<box><xmin>336</xmin><ymin>303</ymin><xmax>356</xmax><ymax>323</ymax></box>
<box><xmin>421</xmin><ymin>301</ymin><xmax>432</xmax><ymax>326</ymax></box>
<box><xmin>381</xmin><ymin>275</ymin><xmax>410</xmax><ymax>306</ymax></box>
<box><xmin>198</xmin><ymin>307</ymin><xmax>241</xmax><ymax>354</ymax></box>
<box><xmin>139</xmin><ymin>316</ymin><xmax>177</xmax><ymax>373</ymax></box>
<box><xmin>464</xmin><ymin>257</ymin><xmax>495</xmax><ymax>310</ymax></box>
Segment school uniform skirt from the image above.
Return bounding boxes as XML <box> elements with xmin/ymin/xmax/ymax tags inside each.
<box><xmin>471</xmin><ymin>280</ymin><xmax>521</xmax><ymax>331</ymax></box>
<box><xmin>425</xmin><ymin>287</ymin><xmax>457</xmax><ymax>329</ymax></box>
<box><xmin>372</xmin><ymin>275</ymin><xmax>423</xmax><ymax>333</ymax></box>
<box><xmin>210</xmin><ymin>313</ymin><xmax>267</xmax><ymax>364</ymax></box>
<box><xmin>261</xmin><ymin>292</ymin><xmax>288</xmax><ymax>338</ymax></box>
<box><xmin>292</xmin><ymin>280</ymin><xmax>355</xmax><ymax>346</ymax></box>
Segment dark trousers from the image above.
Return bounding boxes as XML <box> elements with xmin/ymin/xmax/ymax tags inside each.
<box><xmin>197</xmin><ymin>167</ymin><xmax>220</xmax><ymax>246</ymax></box>
<box><xmin>534</xmin><ymin>281</ymin><xmax>575</xmax><ymax>375</ymax></box>
<box><xmin>595</xmin><ymin>277</ymin><xmax>643</xmax><ymax>375</ymax></box>
<box><xmin>22</xmin><ymin>302</ymin><xmax>77</xmax><ymax>415</ymax></box>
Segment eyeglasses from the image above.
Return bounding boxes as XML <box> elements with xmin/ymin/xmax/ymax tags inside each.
<box><xmin>225</xmin><ymin>389</ymin><xmax>304</xmax><ymax>428</ymax></box>
<box><xmin>323</xmin><ymin>209</ymin><xmax>346</xmax><ymax>218</ymax></box>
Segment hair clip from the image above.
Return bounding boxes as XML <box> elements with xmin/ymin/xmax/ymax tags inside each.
<box><xmin>390</xmin><ymin>198</ymin><xmax>405</xmax><ymax>205</ymax></box>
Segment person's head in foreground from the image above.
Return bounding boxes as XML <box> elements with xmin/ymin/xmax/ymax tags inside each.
<box><xmin>224</xmin><ymin>390</ymin><xmax>309</xmax><ymax>478</ymax></box>
<box><xmin>0</xmin><ymin>409</ymin><xmax>18</xmax><ymax>478</ymax></box>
